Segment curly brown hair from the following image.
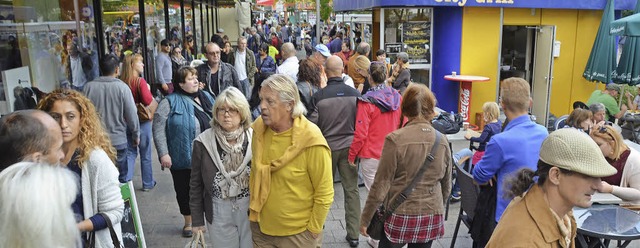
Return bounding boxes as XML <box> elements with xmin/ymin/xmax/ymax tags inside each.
<box><xmin>37</xmin><ymin>89</ymin><xmax>116</xmax><ymax>165</ymax></box>
<box><xmin>297</xmin><ymin>59</ymin><xmax>322</xmax><ymax>88</ymax></box>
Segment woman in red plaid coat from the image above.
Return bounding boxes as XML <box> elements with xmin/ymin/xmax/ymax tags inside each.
<box><xmin>360</xmin><ymin>83</ymin><xmax>452</xmax><ymax>248</ymax></box>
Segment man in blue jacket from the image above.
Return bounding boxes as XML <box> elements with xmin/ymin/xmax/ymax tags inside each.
<box><xmin>472</xmin><ymin>77</ymin><xmax>548</xmax><ymax>224</ymax></box>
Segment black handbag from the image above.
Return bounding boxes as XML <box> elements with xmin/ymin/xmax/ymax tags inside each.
<box><xmin>432</xmin><ymin>112</ymin><xmax>462</xmax><ymax>134</ymax></box>
<box><xmin>85</xmin><ymin>213</ymin><xmax>122</xmax><ymax>248</ymax></box>
<box><xmin>366</xmin><ymin>131</ymin><xmax>442</xmax><ymax>240</ymax></box>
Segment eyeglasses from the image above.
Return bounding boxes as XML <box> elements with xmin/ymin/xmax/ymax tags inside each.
<box><xmin>206</xmin><ymin>51</ymin><xmax>221</xmax><ymax>56</ymax></box>
<box><xmin>217</xmin><ymin>108</ymin><xmax>238</xmax><ymax>115</ymax></box>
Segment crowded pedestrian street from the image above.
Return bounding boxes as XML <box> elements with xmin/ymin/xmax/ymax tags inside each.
<box><xmin>1</xmin><ymin>0</ymin><xmax>640</xmax><ymax>247</ymax></box>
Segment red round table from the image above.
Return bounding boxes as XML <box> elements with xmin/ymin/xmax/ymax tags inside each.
<box><xmin>444</xmin><ymin>75</ymin><xmax>490</xmax><ymax>122</ymax></box>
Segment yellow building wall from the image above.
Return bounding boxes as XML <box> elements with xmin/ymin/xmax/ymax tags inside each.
<box><xmin>461</xmin><ymin>7</ymin><xmax>604</xmax><ymax>124</ymax></box>
<box><xmin>459</xmin><ymin>7</ymin><xmax>501</xmax><ymax>124</ymax></box>
<box><xmin>541</xmin><ymin>9</ymin><xmax>579</xmax><ymax>117</ymax></box>
<box><xmin>573</xmin><ymin>10</ymin><xmax>607</xmax><ymax>104</ymax></box>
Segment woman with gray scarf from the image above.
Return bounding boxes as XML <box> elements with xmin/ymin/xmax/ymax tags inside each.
<box><xmin>190</xmin><ymin>87</ymin><xmax>253</xmax><ymax>247</ymax></box>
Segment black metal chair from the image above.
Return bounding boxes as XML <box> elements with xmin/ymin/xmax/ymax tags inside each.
<box><xmin>450</xmin><ymin>156</ymin><xmax>479</xmax><ymax>248</ymax></box>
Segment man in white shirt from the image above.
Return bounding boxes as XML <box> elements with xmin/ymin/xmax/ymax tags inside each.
<box><xmin>229</xmin><ymin>37</ymin><xmax>257</xmax><ymax>99</ymax></box>
<box><xmin>276</xmin><ymin>43</ymin><xmax>299</xmax><ymax>82</ymax></box>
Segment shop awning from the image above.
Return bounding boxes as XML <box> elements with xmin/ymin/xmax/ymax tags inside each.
<box><xmin>333</xmin><ymin>0</ymin><xmax>637</xmax><ymax>12</ymax></box>
<box><xmin>257</xmin><ymin>0</ymin><xmax>274</xmax><ymax>7</ymax></box>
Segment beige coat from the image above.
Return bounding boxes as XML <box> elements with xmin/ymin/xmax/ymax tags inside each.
<box><xmin>360</xmin><ymin>120</ymin><xmax>452</xmax><ymax>227</ymax></box>
<box><xmin>487</xmin><ymin>184</ymin><xmax>577</xmax><ymax>248</ymax></box>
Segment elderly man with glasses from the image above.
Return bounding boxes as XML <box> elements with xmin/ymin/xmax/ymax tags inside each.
<box><xmin>196</xmin><ymin>42</ymin><xmax>243</xmax><ymax>98</ymax></box>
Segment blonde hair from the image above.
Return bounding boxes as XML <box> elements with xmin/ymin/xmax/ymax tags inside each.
<box><xmin>500</xmin><ymin>77</ymin><xmax>530</xmax><ymax>113</ymax></box>
<box><xmin>37</xmin><ymin>89</ymin><xmax>116</xmax><ymax>165</ymax></box>
<box><xmin>590</xmin><ymin>125</ymin><xmax>629</xmax><ymax>160</ymax></box>
<box><xmin>482</xmin><ymin>102</ymin><xmax>500</xmax><ymax>122</ymax></box>
<box><xmin>262</xmin><ymin>74</ymin><xmax>307</xmax><ymax>118</ymax></box>
<box><xmin>211</xmin><ymin>87</ymin><xmax>252</xmax><ymax>130</ymax></box>
<box><xmin>354</xmin><ymin>55</ymin><xmax>371</xmax><ymax>73</ymax></box>
<box><xmin>119</xmin><ymin>53</ymin><xmax>143</xmax><ymax>85</ymax></box>
<box><xmin>0</xmin><ymin>162</ymin><xmax>80</xmax><ymax>247</ymax></box>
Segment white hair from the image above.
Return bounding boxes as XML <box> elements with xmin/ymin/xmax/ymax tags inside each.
<box><xmin>262</xmin><ymin>74</ymin><xmax>307</xmax><ymax>117</ymax></box>
<box><xmin>0</xmin><ymin>162</ymin><xmax>80</xmax><ymax>247</ymax></box>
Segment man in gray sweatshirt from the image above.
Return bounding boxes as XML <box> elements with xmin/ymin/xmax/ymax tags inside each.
<box><xmin>83</xmin><ymin>54</ymin><xmax>139</xmax><ymax>183</ymax></box>
<box><xmin>155</xmin><ymin>39</ymin><xmax>173</xmax><ymax>95</ymax></box>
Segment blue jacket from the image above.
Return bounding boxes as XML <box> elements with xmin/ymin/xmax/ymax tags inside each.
<box><xmin>165</xmin><ymin>92</ymin><xmax>214</xmax><ymax>170</ymax></box>
<box><xmin>472</xmin><ymin>115</ymin><xmax>548</xmax><ymax>222</ymax></box>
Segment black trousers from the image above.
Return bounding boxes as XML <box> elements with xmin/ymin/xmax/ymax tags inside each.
<box><xmin>170</xmin><ymin>169</ymin><xmax>191</xmax><ymax>216</ymax></box>
<box><xmin>379</xmin><ymin>234</ymin><xmax>433</xmax><ymax>248</ymax></box>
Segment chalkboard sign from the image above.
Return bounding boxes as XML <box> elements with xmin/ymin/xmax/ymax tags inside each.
<box><xmin>120</xmin><ymin>182</ymin><xmax>147</xmax><ymax>248</ymax></box>
<box><xmin>402</xmin><ymin>22</ymin><xmax>430</xmax><ymax>64</ymax></box>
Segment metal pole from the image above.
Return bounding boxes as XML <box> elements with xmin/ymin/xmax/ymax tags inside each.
<box><xmin>316</xmin><ymin>0</ymin><xmax>320</xmax><ymax>45</ymax></box>
<box><xmin>73</xmin><ymin>0</ymin><xmax>82</xmax><ymax>44</ymax></box>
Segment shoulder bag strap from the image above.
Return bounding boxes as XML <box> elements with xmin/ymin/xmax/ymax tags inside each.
<box><xmin>97</xmin><ymin>213</ymin><xmax>122</xmax><ymax>248</ymax></box>
<box><xmin>135</xmin><ymin>77</ymin><xmax>143</xmax><ymax>104</ymax></box>
<box><xmin>384</xmin><ymin>131</ymin><xmax>442</xmax><ymax>216</ymax></box>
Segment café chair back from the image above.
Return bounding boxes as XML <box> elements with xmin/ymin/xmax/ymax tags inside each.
<box><xmin>553</xmin><ymin>115</ymin><xmax>569</xmax><ymax>131</ymax></box>
<box><xmin>450</xmin><ymin>156</ymin><xmax>479</xmax><ymax>248</ymax></box>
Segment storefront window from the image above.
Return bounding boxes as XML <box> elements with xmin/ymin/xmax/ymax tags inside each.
<box><xmin>383</xmin><ymin>8</ymin><xmax>432</xmax><ymax>84</ymax></box>
<box><xmin>145</xmin><ymin>0</ymin><xmax>166</xmax><ymax>86</ymax></box>
<box><xmin>0</xmin><ymin>0</ymin><xmax>98</xmax><ymax>114</ymax></box>
<box><xmin>194</xmin><ymin>2</ymin><xmax>202</xmax><ymax>55</ymax></box>
<box><xmin>168</xmin><ymin>0</ymin><xmax>183</xmax><ymax>42</ymax></box>
<box><xmin>102</xmin><ymin>0</ymin><xmax>140</xmax><ymax>55</ymax></box>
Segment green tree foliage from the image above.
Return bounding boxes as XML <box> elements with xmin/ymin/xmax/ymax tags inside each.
<box><xmin>320</xmin><ymin>0</ymin><xmax>332</xmax><ymax>21</ymax></box>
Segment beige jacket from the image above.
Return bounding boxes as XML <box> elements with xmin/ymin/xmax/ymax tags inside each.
<box><xmin>360</xmin><ymin>120</ymin><xmax>452</xmax><ymax>227</ymax></box>
<box><xmin>487</xmin><ymin>184</ymin><xmax>577</xmax><ymax>248</ymax></box>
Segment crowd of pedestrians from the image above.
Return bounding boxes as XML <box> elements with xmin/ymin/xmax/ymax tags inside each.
<box><xmin>1</xmin><ymin>17</ymin><xmax>640</xmax><ymax>248</ymax></box>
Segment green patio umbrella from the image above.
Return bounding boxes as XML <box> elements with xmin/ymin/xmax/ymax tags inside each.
<box><xmin>610</xmin><ymin>12</ymin><xmax>640</xmax><ymax>37</ymax></box>
<box><xmin>612</xmin><ymin>0</ymin><xmax>640</xmax><ymax>86</ymax></box>
<box><xmin>584</xmin><ymin>0</ymin><xmax>617</xmax><ymax>84</ymax></box>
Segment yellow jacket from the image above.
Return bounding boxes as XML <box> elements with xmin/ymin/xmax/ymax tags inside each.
<box><xmin>249</xmin><ymin>115</ymin><xmax>334</xmax><ymax>236</ymax></box>
<box><xmin>487</xmin><ymin>184</ymin><xmax>576</xmax><ymax>248</ymax></box>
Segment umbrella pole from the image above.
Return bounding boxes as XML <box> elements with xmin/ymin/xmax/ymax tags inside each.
<box><xmin>619</xmin><ymin>87</ymin><xmax>625</xmax><ymax>108</ymax></box>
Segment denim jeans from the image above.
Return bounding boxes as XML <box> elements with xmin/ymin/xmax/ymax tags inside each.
<box><xmin>239</xmin><ymin>78</ymin><xmax>251</xmax><ymax>99</ymax></box>
<box><xmin>452</xmin><ymin>148</ymin><xmax>474</xmax><ymax>193</ymax></box>
<box><xmin>114</xmin><ymin>143</ymin><xmax>128</xmax><ymax>183</ymax></box>
<box><xmin>127</xmin><ymin>120</ymin><xmax>155</xmax><ymax>188</ymax></box>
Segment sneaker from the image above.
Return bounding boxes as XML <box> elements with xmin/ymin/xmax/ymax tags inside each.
<box><xmin>367</xmin><ymin>237</ymin><xmax>379</xmax><ymax>248</ymax></box>
<box><xmin>450</xmin><ymin>191</ymin><xmax>461</xmax><ymax>202</ymax></box>
<box><xmin>142</xmin><ymin>181</ymin><xmax>157</xmax><ymax>192</ymax></box>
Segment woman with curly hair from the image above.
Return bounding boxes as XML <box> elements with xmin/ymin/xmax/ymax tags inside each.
<box><xmin>38</xmin><ymin>89</ymin><xmax>124</xmax><ymax>247</ymax></box>
<box><xmin>296</xmin><ymin>58</ymin><xmax>325</xmax><ymax>114</ymax></box>
<box><xmin>120</xmin><ymin>53</ymin><xmax>157</xmax><ymax>191</ymax></box>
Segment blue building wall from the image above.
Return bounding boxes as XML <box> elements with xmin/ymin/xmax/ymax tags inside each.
<box><xmin>431</xmin><ymin>6</ymin><xmax>462</xmax><ymax>112</ymax></box>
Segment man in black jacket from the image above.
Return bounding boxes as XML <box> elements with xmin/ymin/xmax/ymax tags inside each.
<box><xmin>308</xmin><ymin>56</ymin><xmax>362</xmax><ymax>247</ymax></box>
<box><xmin>196</xmin><ymin>42</ymin><xmax>242</xmax><ymax>97</ymax></box>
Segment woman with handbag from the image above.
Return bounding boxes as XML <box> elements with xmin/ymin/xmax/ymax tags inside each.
<box><xmin>249</xmin><ymin>43</ymin><xmax>277</xmax><ymax>118</ymax></box>
<box><xmin>296</xmin><ymin>59</ymin><xmax>324</xmax><ymax>115</ymax></box>
<box><xmin>38</xmin><ymin>89</ymin><xmax>125</xmax><ymax>247</ymax></box>
<box><xmin>153</xmin><ymin>66</ymin><xmax>215</xmax><ymax>238</ymax></box>
<box><xmin>190</xmin><ymin>87</ymin><xmax>253</xmax><ymax>247</ymax></box>
<box><xmin>360</xmin><ymin>84</ymin><xmax>452</xmax><ymax>248</ymax></box>
<box><xmin>388</xmin><ymin>52</ymin><xmax>411</xmax><ymax>94</ymax></box>
<box><xmin>121</xmin><ymin>53</ymin><xmax>157</xmax><ymax>191</ymax></box>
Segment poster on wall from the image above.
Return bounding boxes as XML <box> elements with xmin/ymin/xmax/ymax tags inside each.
<box><xmin>2</xmin><ymin>66</ymin><xmax>35</xmax><ymax>115</ymax></box>
<box><xmin>402</xmin><ymin>22</ymin><xmax>430</xmax><ymax>64</ymax></box>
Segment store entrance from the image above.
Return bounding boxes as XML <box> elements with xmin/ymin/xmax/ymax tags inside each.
<box><xmin>500</xmin><ymin>25</ymin><xmax>555</xmax><ymax>126</ymax></box>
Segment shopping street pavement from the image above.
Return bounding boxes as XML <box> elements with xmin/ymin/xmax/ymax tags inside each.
<box><xmin>131</xmin><ymin>139</ymin><xmax>472</xmax><ymax>248</ymax></box>
<box><xmin>132</xmin><ymin>49</ymin><xmax>472</xmax><ymax>247</ymax></box>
